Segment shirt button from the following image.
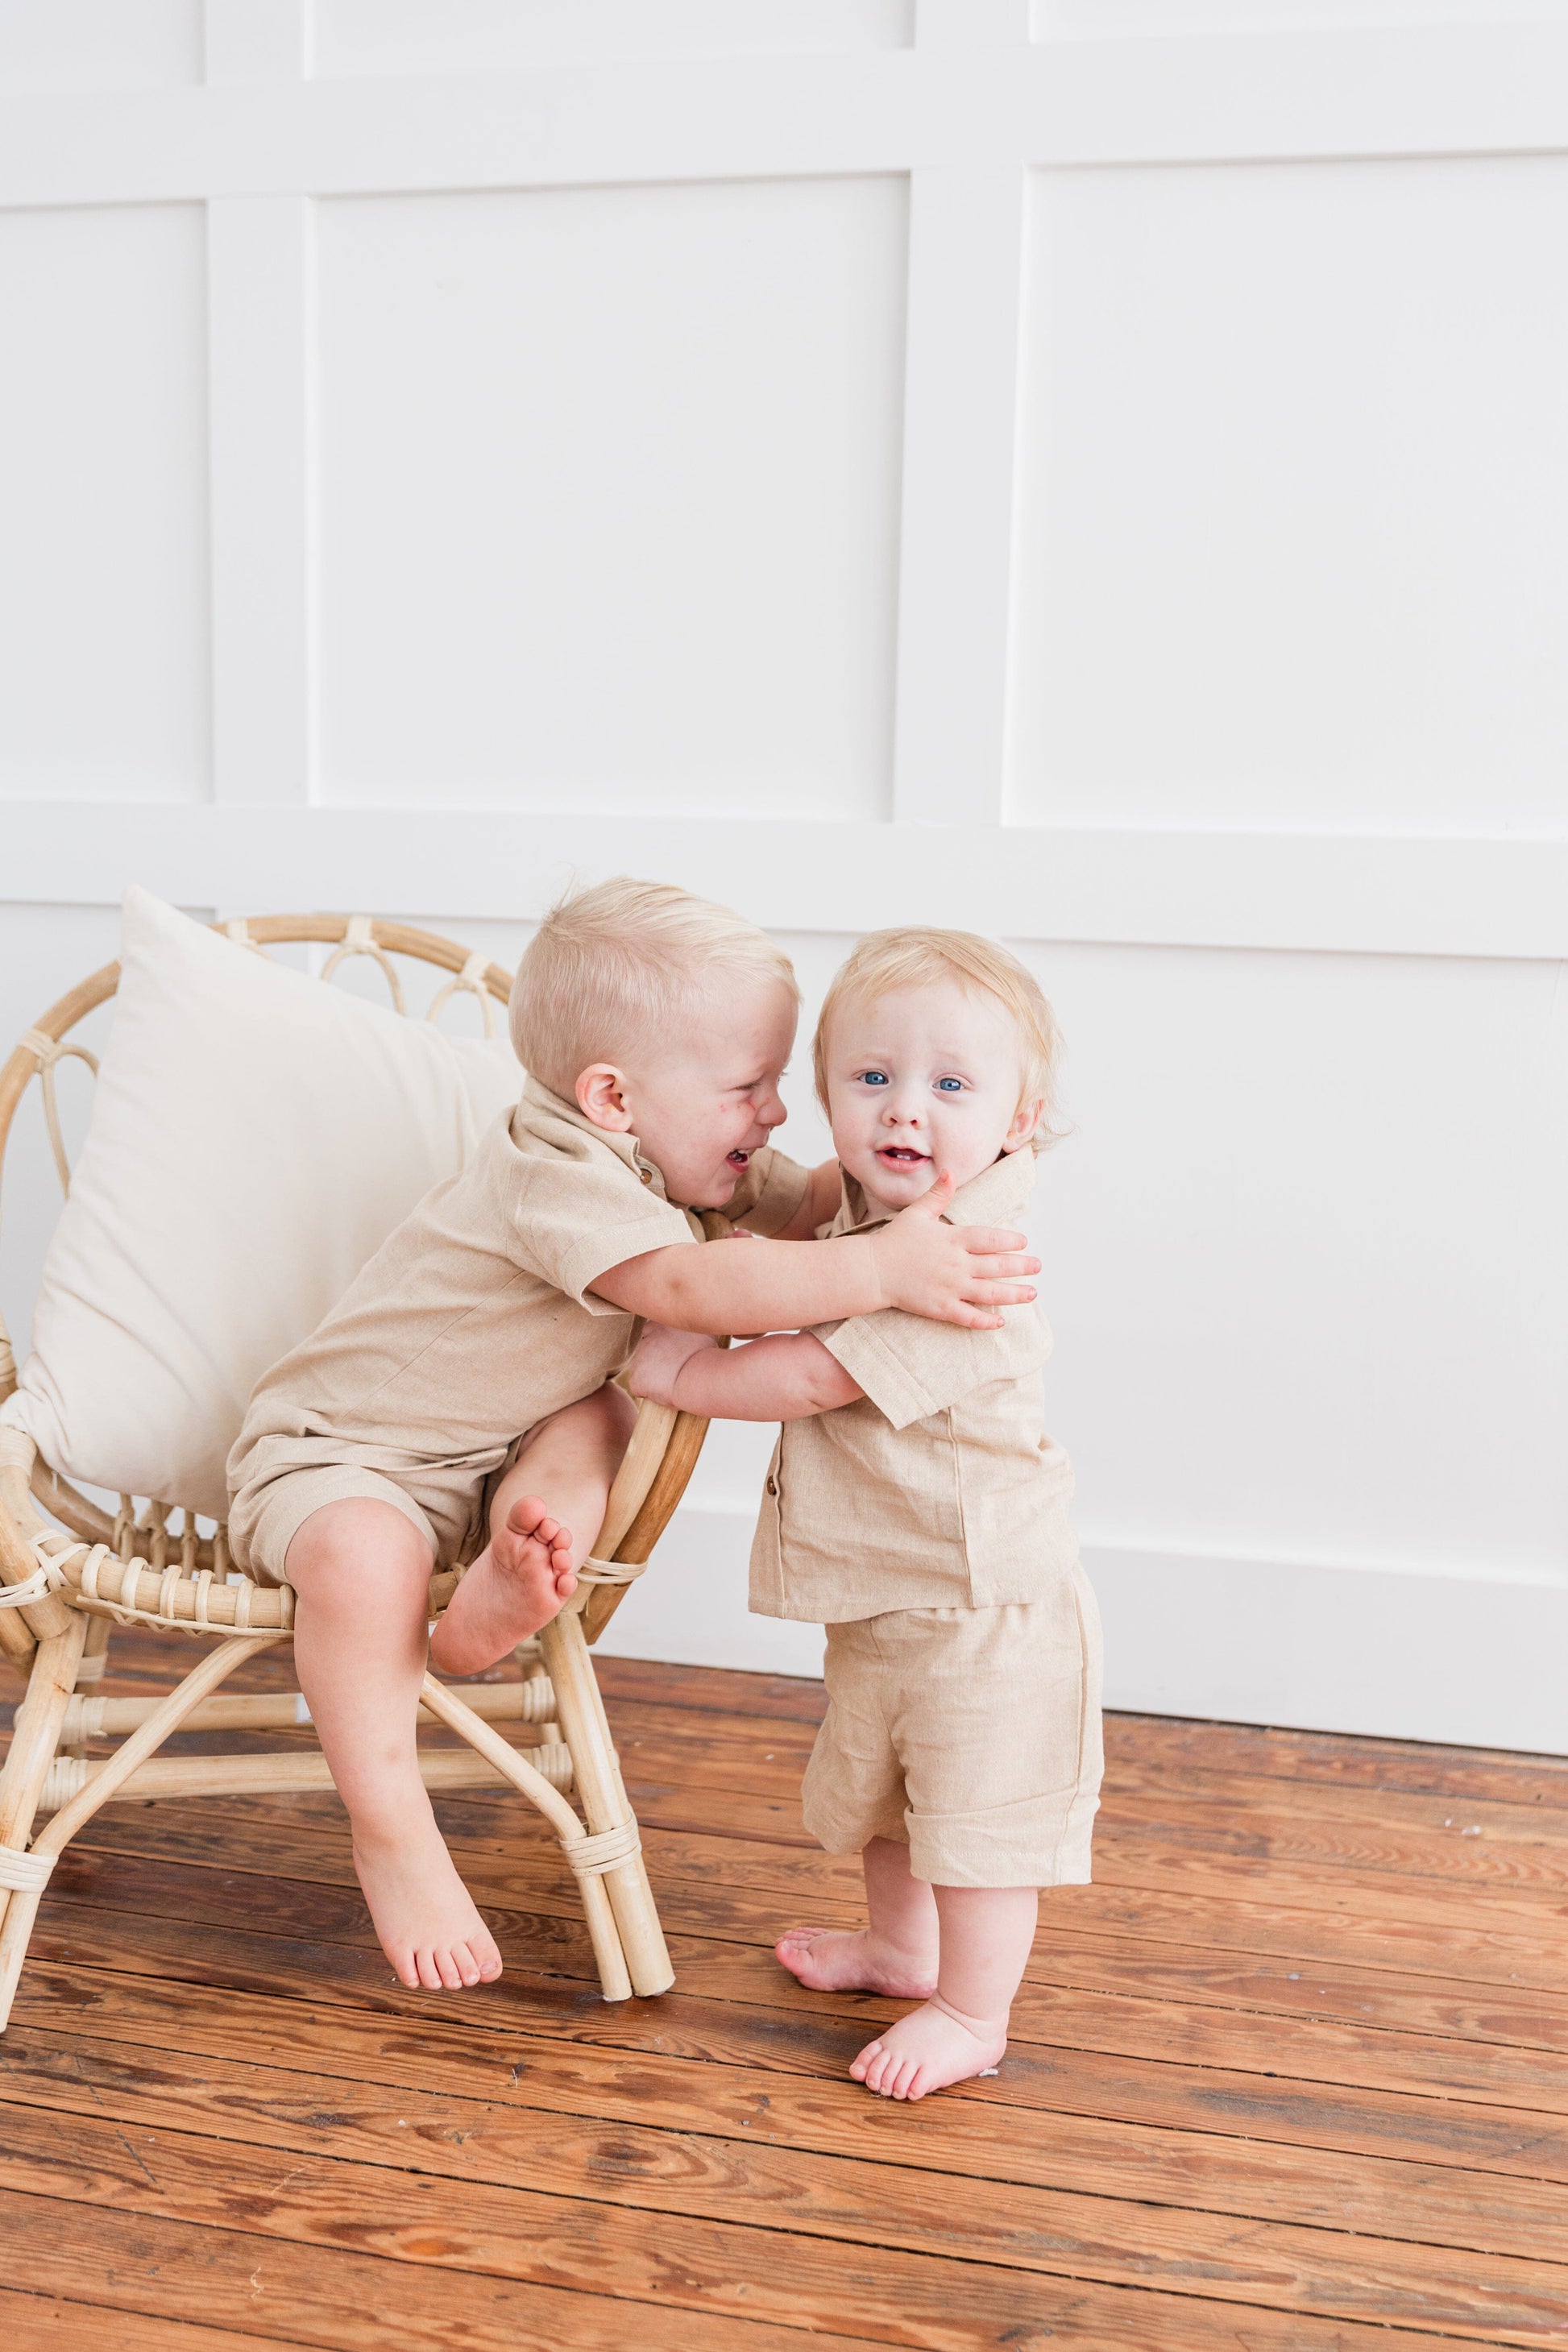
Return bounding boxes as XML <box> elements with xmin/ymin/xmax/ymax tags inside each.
<box><xmin>639</xmin><ymin>1168</ymin><xmax>653</xmax><ymax>1186</ymax></box>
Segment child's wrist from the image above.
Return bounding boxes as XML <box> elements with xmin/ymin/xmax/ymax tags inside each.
<box><xmin>858</xmin><ymin>1230</ymin><xmax>894</xmax><ymax>1315</ymax></box>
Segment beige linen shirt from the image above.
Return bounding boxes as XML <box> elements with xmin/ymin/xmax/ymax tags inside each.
<box><xmin>228</xmin><ymin>1076</ymin><xmax>807</xmax><ymax>1548</ymax></box>
<box><xmin>749</xmin><ymin>1147</ymin><xmax>1076</xmax><ymax>1624</ymax></box>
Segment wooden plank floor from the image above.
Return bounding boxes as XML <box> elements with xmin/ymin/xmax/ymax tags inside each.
<box><xmin>2</xmin><ymin>1631</ymin><xmax>1566</xmax><ymax>2350</ymax></box>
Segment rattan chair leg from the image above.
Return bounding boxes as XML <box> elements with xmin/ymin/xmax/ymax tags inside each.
<box><xmin>0</xmin><ymin>1598</ymin><xmax>34</xmax><ymax>1675</ymax></box>
<box><xmin>0</xmin><ymin>1631</ymin><xmax>271</xmax><ymax>2030</ymax></box>
<box><xmin>418</xmin><ymin>1672</ymin><xmax>633</xmax><ymax>2001</ymax></box>
<box><xmin>538</xmin><ymin>1611</ymin><xmax>673</xmax><ymax>1997</ymax></box>
<box><xmin>0</xmin><ymin>1614</ymin><xmax>89</xmax><ymax>2022</ymax></box>
<box><xmin>60</xmin><ymin>1615</ymin><xmax>111</xmax><ymax>1749</ymax></box>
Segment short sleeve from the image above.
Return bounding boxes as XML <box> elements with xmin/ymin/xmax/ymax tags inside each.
<box><xmin>508</xmin><ymin>1151</ymin><xmax>695</xmax><ymax>1316</ymax></box>
<box><xmin>819</xmin><ymin>1303</ymin><xmax>1050</xmax><ymax>1430</ymax></box>
<box><xmin>725</xmin><ymin>1147</ymin><xmax>811</xmax><ymax>1238</ymax></box>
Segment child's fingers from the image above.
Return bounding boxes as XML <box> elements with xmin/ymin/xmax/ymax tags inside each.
<box><xmin>956</xmin><ymin>1241</ymin><xmax>1039</xmax><ymax>1276</ymax></box>
<box><xmin>955</xmin><ymin>1224</ymin><xmax>1031</xmax><ymax>1257</ymax></box>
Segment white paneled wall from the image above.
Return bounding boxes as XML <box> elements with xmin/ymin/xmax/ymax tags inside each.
<box><xmin>2</xmin><ymin>0</ymin><xmax>1566</xmax><ymax>1747</ymax></box>
<box><xmin>316</xmin><ymin>176</ymin><xmax>907</xmax><ymax>815</ymax></box>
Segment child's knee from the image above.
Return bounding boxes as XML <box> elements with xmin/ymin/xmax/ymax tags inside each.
<box><xmin>286</xmin><ymin>1496</ymin><xmax>435</xmax><ymax>1591</ymax></box>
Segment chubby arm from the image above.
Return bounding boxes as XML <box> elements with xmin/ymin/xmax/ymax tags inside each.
<box><xmin>591</xmin><ymin>1171</ymin><xmax>1039</xmax><ymax>1336</ymax></box>
<box><xmin>628</xmin><ymin>1325</ymin><xmax>863</xmax><ymax>1423</ymax></box>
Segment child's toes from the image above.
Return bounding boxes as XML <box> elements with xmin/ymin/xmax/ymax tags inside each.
<box><xmin>442</xmin><ymin>1942</ymin><xmax>481</xmax><ymax>1991</ymax></box>
<box><xmin>466</xmin><ymin>1923</ymin><xmax>504</xmax><ymax>1977</ymax></box>
<box><xmin>853</xmin><ymin>2038</ymin><xmax>890</xmax><ymax>2089</ymax></box>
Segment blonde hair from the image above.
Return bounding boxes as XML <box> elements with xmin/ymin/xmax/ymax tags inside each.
<box><xmin>812</xmin><ymin>927</ymin><xmax>1064</xmax><ymax>1150</ymax></box>
<box><xmin>510</xmin><ymin>876</ymin><xmax>799</xmax><ymax>1095</ymax></box>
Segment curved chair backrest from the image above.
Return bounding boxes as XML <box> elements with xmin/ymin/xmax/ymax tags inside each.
<box><xmin>0</xmin><ymin>914</ymin><xmax>705</xmax><ymax>1636</ymax></box>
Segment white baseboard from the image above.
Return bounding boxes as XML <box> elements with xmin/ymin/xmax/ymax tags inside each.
<box><xmin>595</xmin><ymin>1504</ymin><xmax>1568</xmax><ymax>1755</ymax></box>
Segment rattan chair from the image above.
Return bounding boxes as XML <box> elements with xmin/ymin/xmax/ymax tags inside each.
<box><xmin>0</xmin><ymin>915</ymin><xmax>717</xmax><ymax>2023</ymax></box>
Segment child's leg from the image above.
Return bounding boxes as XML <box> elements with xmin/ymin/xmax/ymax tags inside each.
<box><xmin>429</xmin><ymin>1383</ymin><xmax>636</xmax><ymax>1676</ymax></box>
<box><xmin>774</xmin><ymin>1835</ymin><xmax>939</xmax><ymax>1997</ymax></box>
<box><xmin>286</xmin><ymin>1497</ymin><xmax>502</xmax><ymax>1993</ymax></box>
<box><xmin>852</xmin><ymin>1881</ymin><xmax>1038</xmax><ymax>2101</ymax></box>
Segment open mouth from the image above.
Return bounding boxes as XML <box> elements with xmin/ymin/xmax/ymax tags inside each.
<box><xmin>877</xmin><ymin>1146</ymin><xmax>930</xmax><ymax>1167</ymax></box>
<box><xmin>726</xmin><ymin>1150</ymin><xmax>752</xmax><ymax>1168</ymax></box>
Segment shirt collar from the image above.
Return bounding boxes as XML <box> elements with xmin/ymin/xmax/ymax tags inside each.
<box><xmin>516</xmin><ymin>1074</ymin><xmax>672</xmax><ymax>1200</ymax></box>
<box><xmin>834</xmin><ymin>1144</ymin><xmax>1036</xmax><ymax>1235</ymax></box>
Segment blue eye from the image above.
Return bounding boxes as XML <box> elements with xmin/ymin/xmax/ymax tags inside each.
<box><xmin>861</xmin><ymin>1070</ymin><xmax>890</xmax><ymax>1087</ymax></box>
<box><xmin>936</xmin><ymin>1076</ymin><xmax>964</xmax><ymax>1093</ymax></box>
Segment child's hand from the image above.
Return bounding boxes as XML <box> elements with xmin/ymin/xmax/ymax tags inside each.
<box><xmin>868</xmin><ymin>1171</ymin><xmax>1039</xmax><ymax>1330</ymax></box>
<box><xmin>627</xmin><ymin>1322</ymin><xmax>719</xmax><ymax>1407</ymax></box>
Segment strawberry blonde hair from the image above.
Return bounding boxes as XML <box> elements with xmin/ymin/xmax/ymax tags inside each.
<box><xmin>510</xmin><ymin>877</ymin><xmax>799</xmax><ymax>1095</ymax></box>
<box><xmin>813</xmin><ymin>927</ymin><xmax>1064</xmax><ymax>1150</ymax></box>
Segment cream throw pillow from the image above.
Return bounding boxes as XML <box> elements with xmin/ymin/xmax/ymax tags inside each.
<box><xmin>1</xmin><ymin>887</ymin><xmax>521</xmax><ymax>1520</ymax></box>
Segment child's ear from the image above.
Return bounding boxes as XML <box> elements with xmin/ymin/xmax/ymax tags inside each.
<box><xmin>575</xmin><ymin>1064</ymin><xmax>633</xmax><ymax>1131</ymax></box>
<box><xmin>1003</xmin><ymin>1097</ymin><xmax>1045</xmax><ymax>1153</ymax></box>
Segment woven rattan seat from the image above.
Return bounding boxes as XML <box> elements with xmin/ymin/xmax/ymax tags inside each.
<box><xmin>0</xmin><ymin>915</ymin><xmax>717</xmax><ymax>2018</ymax></box>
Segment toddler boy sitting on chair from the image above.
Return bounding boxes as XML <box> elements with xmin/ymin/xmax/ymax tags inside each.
<box><xmin>629</xmin><ymin>927</ymin><xmax>1102</xmax><ymax>2101</ymax></box>
<box><xmin>226</xmin><ymin>881</ymin><xmax>1040</xmax><ymax>1995</ymax></box>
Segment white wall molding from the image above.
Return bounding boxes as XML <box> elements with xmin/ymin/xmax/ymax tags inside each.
<box><xmin>4</xmin><ymin>805</ymin><xmax>1566</xmax><ymax>961</ymax></box>
<box><xmin>599</xmin><ymin>1505</ymin><xmax>1568</xmax><ymax>1753</ymax></box>
<box><xmin>206</xmin><ymin>194</ymin><xmax>318</xmax><ymax>807</ymax></box>
<box><xmin>2</xmin><ymin>28</ymin><xmax>1567</xmax><ymax>212</ymax></box>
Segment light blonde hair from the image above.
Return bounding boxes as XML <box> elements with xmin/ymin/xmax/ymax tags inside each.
<box><xmin>510</xmin><ymin>876</ymin><xmax>799</xmax><ymax>1095</ymax></box>
<box><xmin>812</xmin><ymin>927</ymin><xmax>1064</xmax><ymax>1150</ymax></box>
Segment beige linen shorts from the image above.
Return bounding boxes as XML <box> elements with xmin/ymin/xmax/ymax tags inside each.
<box><xmin>228</xmin><ymin>1463</ymin><xmax>457</xmax><ymax>1585</ymax></box>
<box><xmin>226</xmin><ymin>1435</ymin><xmax>541</xmax><ymax>1586</ymax></box>
<box><xmin>801</xmin><ymin>1565</ymin><xmax>1104</xmax><ymax>1888</ymax></box>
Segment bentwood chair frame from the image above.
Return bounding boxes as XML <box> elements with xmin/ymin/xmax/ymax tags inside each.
<box><xmin>0</xmin><ymin>915</ymin><xmax>717</xmax><ymax>2024</ymax></box>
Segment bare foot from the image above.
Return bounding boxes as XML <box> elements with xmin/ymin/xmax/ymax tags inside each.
<box><xmin>352</xmin><ymin>1815</ymin><xmax>504</xmax><ymax>1991</ymax></box>
<box><xmin>851</xmin><ymin>1997</ymin><xmax>1007</xmax><ymax>2101</ymax></box>
<box><xmin>429</xmin><ymin>1493</ymin><xmax>577</xmax><ymax>1675</ymax></box>
<box><xmin>774</xmin><ymin>1924</ymin><xmax>938</xmax><ymax>1998</ymax></box>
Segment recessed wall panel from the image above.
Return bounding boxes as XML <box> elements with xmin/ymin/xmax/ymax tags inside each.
<box><xmin>1030</xmin><ymin>940</ymin><xmax>1568</xmax><ymax>1583</ymax></box>
<box><xmin>317</xmin><ymin>176</ymin><xmax>906</xmax><ymax>817</ymax></box>
<box><xmin>315</xmin><ymin>0</ymin><xmax>911</xmax><ymax>76</ymax></box>
<box><xmin>0</xmin><ymin>0</ymin><xmax>200</xmax><ymax>89</ymax></box>
<box><xmin>1010</xmin><ymin>157</ymin><xmax>1568</xmax><ymax>833</ymax></box>
<box><xmin>0</xmin><ymin>203</ymin><xmax>210</xmax><ymax>801</ymax></box>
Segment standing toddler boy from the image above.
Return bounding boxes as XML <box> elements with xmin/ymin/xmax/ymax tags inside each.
<box><xmin>630</xmin><ymin>927</ymin><xmax>1102</xmax><ymax>2099</ymax></box>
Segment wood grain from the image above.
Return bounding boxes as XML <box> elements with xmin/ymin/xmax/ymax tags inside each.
<box><xmin>3</xmin><ymin>1635</ymin><xmax>1566</xmax><ymax>2349</ymax></box>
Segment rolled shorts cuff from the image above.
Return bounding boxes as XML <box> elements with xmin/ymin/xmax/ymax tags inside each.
<box><xmin>905</xmin><ymin>1802</ymin><xmax>1098</xmax><ymax>1889</ymax></box>
<box><xmin>231</xmin><ymin>1466</ymin><xmax>440</xmax><ymax>1586</ymax></box>
<box><xmin>803</xmin><ymin>1780</ymin><xmax>1097</xmax><ymax>1888</ymax></box>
